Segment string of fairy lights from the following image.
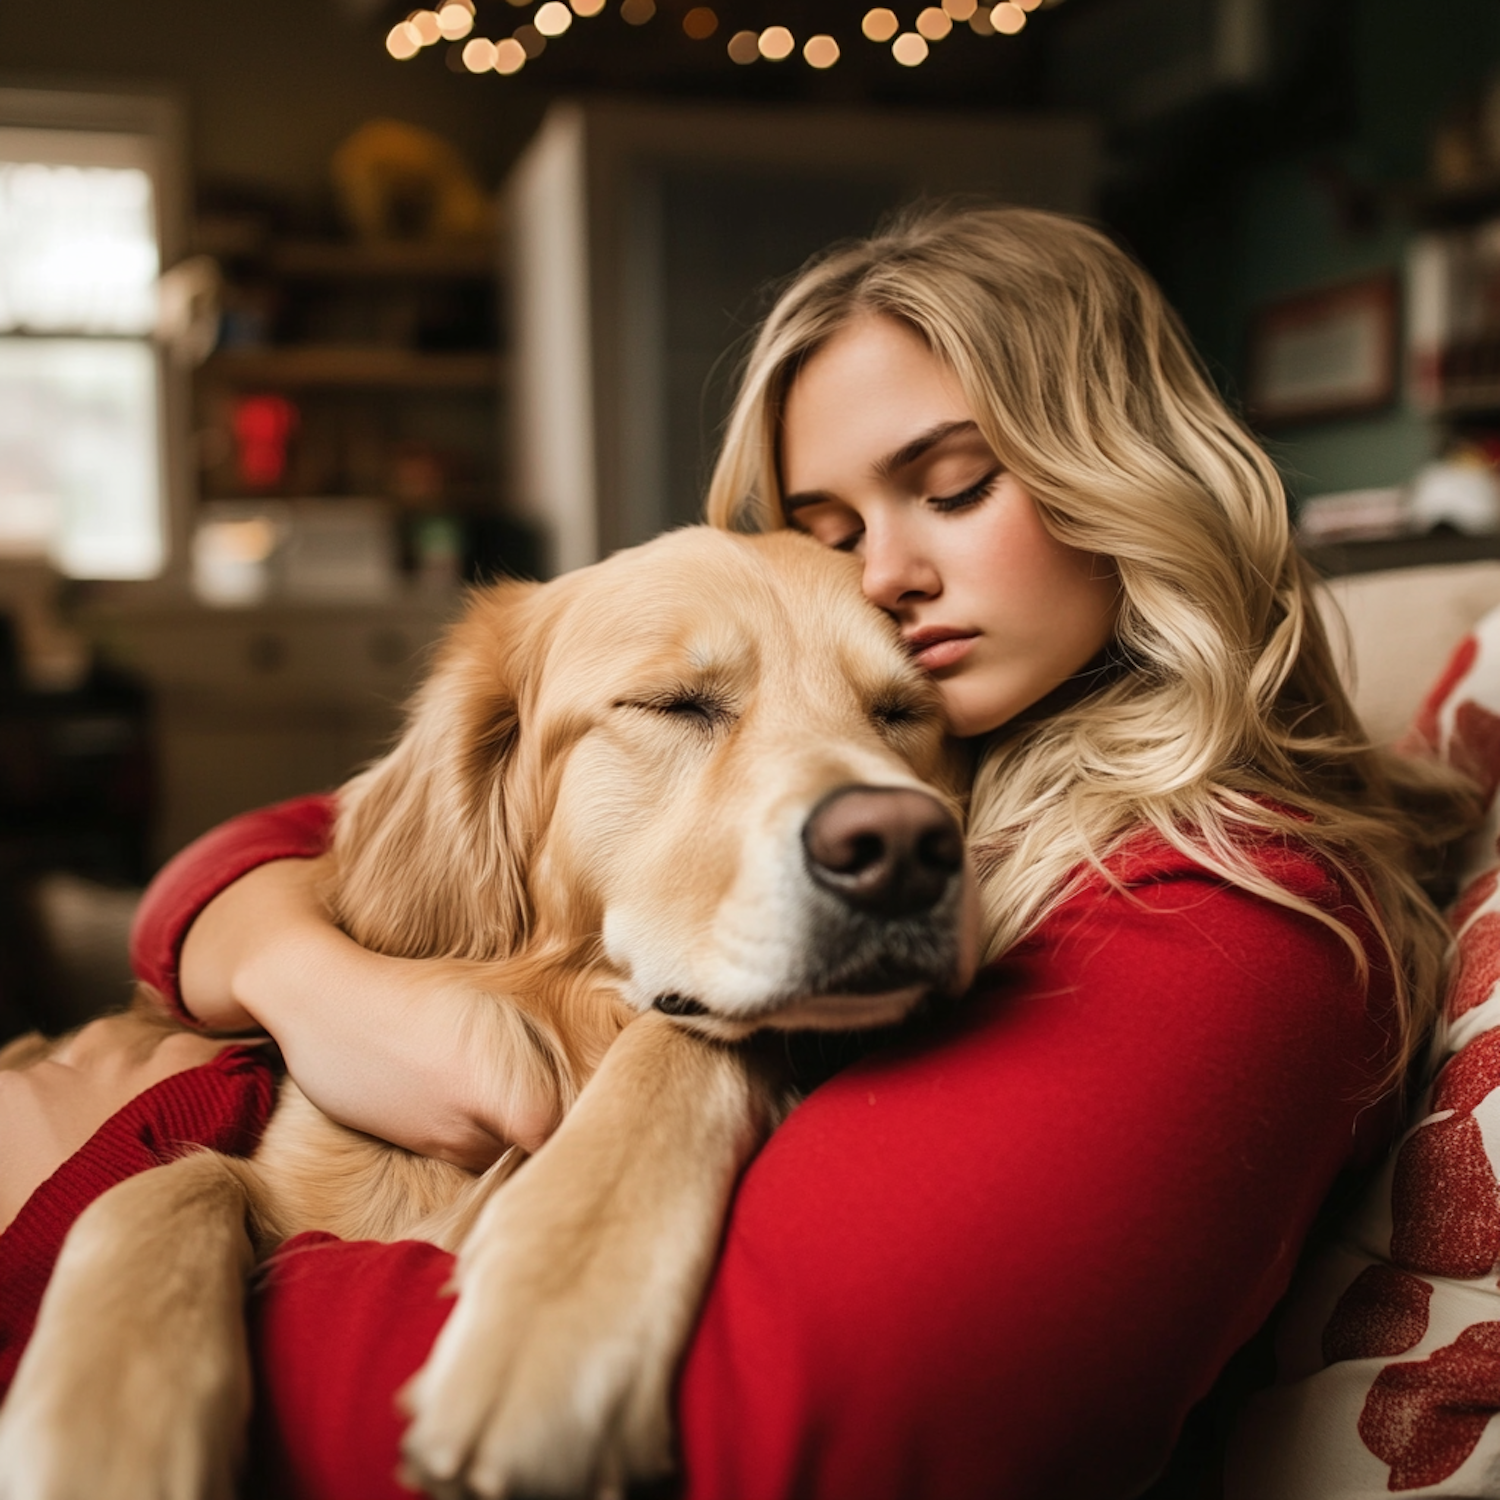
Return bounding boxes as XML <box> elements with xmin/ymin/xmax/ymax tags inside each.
<box><xmin>386</xmin><ymin>0</ymin><xmax>1057</xmax><ymax>78</ymax></box>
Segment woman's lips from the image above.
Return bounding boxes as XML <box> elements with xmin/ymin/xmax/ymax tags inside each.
<box><xmin>905</xmin><ymin>630</ymin><xmax>977</xmax><ymax>672</ymax></box>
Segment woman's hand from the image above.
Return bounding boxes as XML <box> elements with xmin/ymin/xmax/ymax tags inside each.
<box><xmin>0</xmin><ymin>1015</ymin><xmax>228</xmax><ymax>1234</ymax></box>
<box><xmin>179</xmin><ymin>859</ymin><xmax>554</xmax><ymax>1170</ymax></box>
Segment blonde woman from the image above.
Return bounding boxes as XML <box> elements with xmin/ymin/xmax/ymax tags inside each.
<box><xmin>0</xmin><ymin>207</ymin><xmax>1472</xmax><ymax>1497</ymax></box>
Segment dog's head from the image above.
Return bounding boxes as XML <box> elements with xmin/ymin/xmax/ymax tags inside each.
<box><xmin>333</xmin><ymin>527</ymin><xmax>976</xmax><ymax>1039</ymax></box>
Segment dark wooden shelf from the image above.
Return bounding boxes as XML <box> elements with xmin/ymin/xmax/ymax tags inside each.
<box><xmin>200</xmin><ymin>347</ymin><xmax>500</xmax><ymax>390</ymax></box>
<box><xmin>265</xmin><ymin>239</ymin><xmax>496</xmax><ymax>280</ymax></box>
<box><xmin>1415</xmin><ymin>175</ymin><xmax>1500</xmax><ymax>229</ymax></box>
<box><xmin>1433</xmin><ymin>392</ymin><xmax>1500</xmax><ymax>419</ymax></box>
<box><xmin>1302</xmin><ymin>530</ymin><xmax>1500</xmax><ymax>577</ymax></box>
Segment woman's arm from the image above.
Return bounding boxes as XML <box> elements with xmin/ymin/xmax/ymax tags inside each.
<box><xmin>129</xmin><ymin>794</ymin><xmax>336</xmax><ymax>1021</ymax></box>
<box><xmin>132</xmin><ymin>798</ymin><xmax>549</xmax><ymax>1167</ymax></box>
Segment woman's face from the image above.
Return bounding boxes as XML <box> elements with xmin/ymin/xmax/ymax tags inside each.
<box><xmin>781</xmin><ymin>314</ymin><xmax>1120</xmax><ymax>738</ymax></box>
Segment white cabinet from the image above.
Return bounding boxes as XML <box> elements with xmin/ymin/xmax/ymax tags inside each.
<box><xmin>88</xmin><ymin>598</ymin><xmax>455</xmax><ymax>862</ymax></box>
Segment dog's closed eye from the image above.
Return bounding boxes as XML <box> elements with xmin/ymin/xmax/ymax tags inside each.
<box><xmin>620</xmin><ymin>691</ymin><xmax>736</xmax><ymax>732</ymax></box>
<box><xmin>870</xmin><ymin>695</ymin><xmax>934</xmax><ymax>735</ymax></box>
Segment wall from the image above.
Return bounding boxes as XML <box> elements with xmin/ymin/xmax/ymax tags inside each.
<box><xmin>1157</xmin><ymin>0</ymin><xmax>1500</xmax><ymax>503</ymax></box>
<box><xmin>0</xmin><ymin>0</ymin><xmax>540</xmax><ymax>211</ymax></box>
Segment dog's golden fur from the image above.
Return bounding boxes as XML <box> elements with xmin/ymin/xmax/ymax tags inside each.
<box><xmin>0</xmin><ymin>527</ymin><xmax>974</xmax><ymax>1500</ymax></box>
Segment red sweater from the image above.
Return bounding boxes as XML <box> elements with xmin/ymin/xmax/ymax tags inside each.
<box><xmin>56</xmin><ymin>796</ymin><xmax>1401</xmax><ymax>1497</ymax></box>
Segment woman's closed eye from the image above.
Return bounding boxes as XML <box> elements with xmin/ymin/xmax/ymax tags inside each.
<box><xmin>823</xmin><ymin>472</ymin><xmax>999</xmax><ymax>554</ymax></box>
<box><xmin>928</xmin><ymin>467</ymin><xmax>1001</xmax><ymax>514</ymax></box>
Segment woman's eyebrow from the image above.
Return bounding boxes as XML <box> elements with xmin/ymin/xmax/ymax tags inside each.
<box><xmin>874</xmin><ymin>419</ymin><xmax>982</xmax><ymax>480</ymax></box>
<box><xmin>783</xmin><ymin>420</ymin><xmax>984</xmax><ymax>516</ymax></box>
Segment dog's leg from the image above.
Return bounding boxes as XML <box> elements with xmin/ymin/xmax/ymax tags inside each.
<box><xmin>0</xmin><ymin>1151</ymin><xmax>257</xmax><ymax>1500</ymax></box>
<box><xmin>400</xmin><ymin>1011</ymin><xmax>777</xmax><ymax>1500</ymax></box>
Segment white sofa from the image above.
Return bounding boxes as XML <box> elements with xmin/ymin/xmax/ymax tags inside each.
<box><xmin>1322</xmin><ymin>560</ymin><xmax>1500</xmax><ymax>746</ymax></box>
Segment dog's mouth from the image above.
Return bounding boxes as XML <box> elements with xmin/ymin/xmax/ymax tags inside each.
<box><xmin>649</xmin><ymin>921</ymin><xmax>964</xmax><ymax>1033</ymax></box>
<box><xmin>652</xmin><ymin>994</ymin><xmax>710</xmax><ymax>1018</ymax></box>
<box><xmin>651</xmin><ymin>983</ymin><xmax>930</xmax><ymax>1039</ymax></box>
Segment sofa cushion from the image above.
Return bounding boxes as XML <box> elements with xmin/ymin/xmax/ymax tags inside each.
<box><xmin>1318</xmin><ymin>561</ymin><xmax>1500</xmax><ymax>746</ymax></box>
<box><xmin>1226</xmin><ymin>606</ymin><xmax>1500</xmax><ymax>1498</ymax></box>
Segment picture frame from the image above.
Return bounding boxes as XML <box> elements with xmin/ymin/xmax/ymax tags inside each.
<box><xmin>1246</xmin><ymin>273</ymin><xmax>1400</xmax><ymax>427</ymax></box>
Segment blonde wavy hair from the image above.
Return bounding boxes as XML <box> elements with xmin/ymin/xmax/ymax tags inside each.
<box><xmin>705</xmin><ymin>204</ymin><xmax>1475</xmax><ymax>1081</ymax></box>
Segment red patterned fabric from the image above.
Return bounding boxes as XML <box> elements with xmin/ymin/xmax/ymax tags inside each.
<box><xmin>1321</xmin><ymin>1266</ymin><xmax>1432</xmax><ymax>1365</ymax></box>
<box><xmin>1358</xmin><ymin>1323</ymin><xmax>1500</xmax><ymax>1491</ymax></box>
<box><xmin>1228</xmin><ymin>607</ymin><xmax>1500</xmax><ymax>1498</ymax></box>
<box><xmin>1405</xmin><ymin>634</ymin><xmax>1478</xmax><ymax>756</ymax></box>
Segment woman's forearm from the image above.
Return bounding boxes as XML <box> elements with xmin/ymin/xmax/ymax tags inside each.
<box><xmin>178</xmin><ymin>857</ymin><xmax>331</xmax><ymax>1032</ymax></box>
<box><xmin>177</xmin><ymin>858</ymin><xmax>549</xmax><ymax>1169</ymax></box>
<box><xmin>130</xmin><ymin>794</ymin><xmax>337</xmax><ymax>1021</ymax></box>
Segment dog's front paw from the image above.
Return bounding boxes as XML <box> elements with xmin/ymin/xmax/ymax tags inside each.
<box><xmin>399</xmin><ymin>1232</ymin><xmax>675</xmax><ymax>1500</ymax></box>
<box><xmin>398</xmin><ymin>1013</ymin><xmax>770</xmax><ymax>1500</ymax></box>
<box><xmin>0</xmin><ymin>1155</ymin><xmax>254</xmax><ymax>1500</ymax></box>
<box><xmin>0</xmin><ymin>1361</ymin><xmax>246</xmax><ymax>1500</ymax></box>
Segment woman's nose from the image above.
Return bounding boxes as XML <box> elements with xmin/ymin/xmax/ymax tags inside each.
<box><xmin>860</xmin><ymin>523</ymin><xmax>939</xmax><ymax>611</ymax></box>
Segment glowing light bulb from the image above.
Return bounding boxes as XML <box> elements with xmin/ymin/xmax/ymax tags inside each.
<box><xmin>803</xmin><ymin>33</ymin><xmax>839</xmax><ymax>66</ymax></box>
<box><xmin>411</xmin><ymin>10</ymin><xmax>443</xmax><ymax>44</ymax></box>
<box><xmin>461</xmin><ymin>35</ymin><xmax>497</xmax><ymax>68</ymax></box>
<box><xmin>916</xmin><ymin>7</ymin><xmax>951</xmax><ymax>37</ymax></box>
<box><xmin>891</xmin><ymin>30</ymin><xmax>928</xmax><ymax>63</ymax></box>
<box><xmin>386</xmin><ymin>21</ymin><xmax>422</xmax><ymax>57</ymax></box>
<box><xmin>620</xmin><ymin>0</ymin><xmax>655</xmax><ymax>23</ymax></box>
<box><xmin>534</xmin><ymin>1</ymin><xmax>572</xmax><ymax>34</ymax></box>
<box><xmin>683</xmin><ymin>6</ymin><xmax>717</xmax><ymax>37</ymax></box>
<box><xmin>727</xmin><ymin>28</ymin><xmax>759</xmax><ymax>61</ymax></box>
<box><xmin>991</xmin><ymin>2</ymin><xmax>1025</xmax><ymax>30</ymax></box>
<box><xmin>437</xmin><ymin>1</ymin><xmax>475</xmax><ymax>36</ymax></box>
<box><xmin>572</xmin><ymin>0</ymin><xmax>607</xmax><ymax>14</ymax></box>
<box><xmin>494</xmin><ymin>36</ymin><xmax>527</xmax><ymax>70</ymax></box>
<box><xmin>862</xmin><ymin>7</ymin><xmax>898</xmax><ymax>41</ymax></box>
<box><xmin>942</xmin><ymin>0</ymin><xmax>977</xmax><ymax>17</ymax></box>
<box><xmin>758</xmin><ymin>24</ymin><xmax>794</xmax><ymax>58</ymax></box>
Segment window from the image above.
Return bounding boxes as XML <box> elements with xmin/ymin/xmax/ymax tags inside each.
<box><xmin>0</xmin><ymin>97</ymin><xmax>179</xmax><ymax>580</ymax></box>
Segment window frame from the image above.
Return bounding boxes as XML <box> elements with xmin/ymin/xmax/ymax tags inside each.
<box><xmin>0</xmin><ymin>85</ymin><xmax>188</xmax><ymax>591</ymax></box>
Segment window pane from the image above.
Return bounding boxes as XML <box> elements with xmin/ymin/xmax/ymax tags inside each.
<box><xmin>0</xmin><ymin>159</ymin><xmax>158</xmax><ymax>335</ymax></box>
<box><xmin>0</xmin><ymin>337</ymin><xmax>164</xmax><ymax>579</ymax></box>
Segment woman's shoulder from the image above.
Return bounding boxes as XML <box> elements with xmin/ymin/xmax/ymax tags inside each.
<box><xmin>1093</xmin><ymin>814</ymin><xmax>1365</xmax><ymax>919</ymax></box>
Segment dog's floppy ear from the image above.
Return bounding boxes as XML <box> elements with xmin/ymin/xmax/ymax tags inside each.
<box><xmin>330</xmin><ymin>579</ymin><xmax>540</xmax><ymax>960</ymax></box>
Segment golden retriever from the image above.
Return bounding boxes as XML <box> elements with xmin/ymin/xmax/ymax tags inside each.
<box><xmin>0</xmin><ymin>526</ymin><xmax>975</xmax><ymax>1500</ymax></box>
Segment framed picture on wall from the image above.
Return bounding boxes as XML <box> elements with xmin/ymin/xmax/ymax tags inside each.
<box><xmin>1246</xmin><ymin>273</ymin><xmax>1399</xmax><ymax>427</ymax></box>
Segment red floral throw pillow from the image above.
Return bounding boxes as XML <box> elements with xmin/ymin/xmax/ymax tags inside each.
<box><xmin>1228</xmin><ymin>612</ymin><xmax>1500</xmax><ymax>1497</ymax></box>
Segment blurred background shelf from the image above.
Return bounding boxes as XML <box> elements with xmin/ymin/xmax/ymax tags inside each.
<box><xmin>200</xmin><ymin>346</ymin><xmax>501</xmax><ymax>389</ymax></box>
<box><xmin>265</xmin><ymin>238</ymin><xmax>497</xmax><ymax>280</ymax></box>
<box><xmin>1303</xmin><ymin>530</ymin><xmax>1500</xmax><ymax>576</ymax></box>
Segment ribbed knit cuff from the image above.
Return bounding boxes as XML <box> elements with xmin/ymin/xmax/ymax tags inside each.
<box><xmin>0</xmin><ymin>1045</ymin><xmax>276</xmax><ymax>1395</ymax></box>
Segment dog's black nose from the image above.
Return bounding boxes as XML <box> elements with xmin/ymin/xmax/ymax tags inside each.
<box><xmin>802</xmin><ymin>786</ymin><xmax>963</xmax><ymax>919</ymax></box>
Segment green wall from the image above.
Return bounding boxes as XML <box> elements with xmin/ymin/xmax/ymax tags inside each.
<box><xmin>1160</xmin><ymin>0</ymin><xmax>1500</xmax><ymax>504</ymax></box>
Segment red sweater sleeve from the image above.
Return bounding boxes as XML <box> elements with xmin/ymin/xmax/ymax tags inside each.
<box><xmin>128</xmin><ymin>795</ymin><xmax>336</xmax><ymax>1022</ymax></box>
<box><xmin>675</xmin><ymin>843</ymin><xmax>1397</xmax><ymax>1498</ymax></box>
